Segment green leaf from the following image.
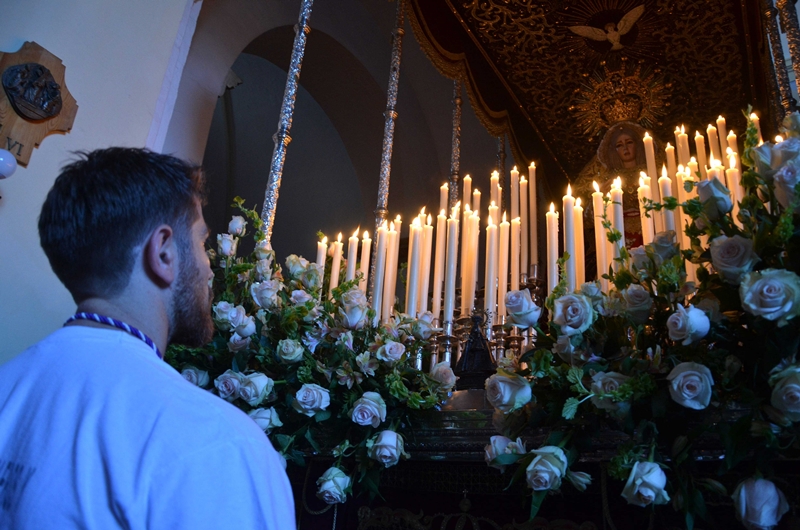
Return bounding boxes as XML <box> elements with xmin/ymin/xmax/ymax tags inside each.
<box><xmin>491</xmin><ymin>453</ymin><xmax>524</xmax><ymax>466</ymax></box>
<box><xmin>304</xmin><ymin>428</ymin><xmax>321</xmax><ymax>453</ymax></box>
<box><xmin>314</xmin><ymin>409</ymin><xmax>331</xmax><ymax>423</ymax></box>
<box><xmin>562</xmin><ymin>397</ymin><xmax>580</xmax><ymax>420</ymax></box>
<box><xmin>529</xmin><ymin>490</ymin><xmax>548</xmax><ymax>521</ymax></box>
<box><xmin>275</xmin><ymin>434</ymin><xmax>294</xmax><ymax>451</ymax></box>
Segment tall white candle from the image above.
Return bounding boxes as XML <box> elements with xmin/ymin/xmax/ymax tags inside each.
<box><xmin>488</xmin><ymin>201</ymin><xmax>499</xmax><ymax>227</ymax></box>
<box><xmin>443</xmin><ymin>204</ymin><xmax>460</xmax><ymax>323</ymax></box>
<box><xmin>592</xmin><ymin>182</ymin><xmax>608</xmax><ymax>286</ymax></box>
<box><xmin>346</xmin><ymin>229</ymin><xmax>359</xmax><ymax>282</ymax></box>
<box><xmin>562</xmin><ymin>185</ymin><xmax>576</xmax><ymax>292</ymax></box>
<box><xmin>546</xmin><ymin>203</ymin><xmax>559</xmax><ymax>294</ymax></box>
<box><xmin>418</xmin><ymin>215</ymin><xmax>434</xmax><ymax>314</ymax></box>
<box><xmin>637</xmin><ymin>176</ymin><xmax>655</xmax><ymax>245</ymax></box>
<box><xmin>490</xmin><ymin>171</ymin><xmax>500</xmax><ymax>207</ymax></box>
<box><xmin>528</xmin><ymin>162</ymin><xmax>538</xmax><ymax>269</ymax></box>
<box><xmin>643</xmin><ymin>132</ymin><xmax>658</xmax><ymax>183</ymax></box>
<box><xmin>316</xmin><ymin>236</ymin><xmax>328</xmax><ymax>275</ymax></box>
<box><xmin>371</xmin><ymin>223</ymin><xmax>388</xmax><ymax>320</ymax></box>
<box><xmin>329</xmin><ymin>233</ymin><xmax>343</xmax><ymax>293</ymax></box>
<box><xmin>431</xmin><ymin>210</ymin><xmax>447</xmax><ymax>319</ymax></box>
<box><xmin>468</xmin><ymin>212</ymin><xmax>480</xmax><ymax>312</ymax></box>
<box><xmin>390</xmin><ymin>216</ymin><xmax>402</xmax><ymax>314</ymax></box>
<box><xmin>484</xmin><ymin>217</ymin><xmax>498</xmax><ymax>318</ymax></box>
<box><xmin>463</xmin><ymin>175</ymin><xmax>472</xmax><ymax>205</ymax></box>
<box><xmin>677</xmin><ymin>125</ymin><xmax>691</xmax><ymax>168</ymax></box>
<box><xmin>610</xmin><ymin>178</ymin><xmax>625</xmax><ymax>271</ymax></box>
<box><xmin>716</xmin><ymin>116</ymin><xmax>728</xmax><ymax>155</ymax></box>
<box><xmin>440</xmin><ymin>183</ymin><xmax>449</xmax><ymax>214</ymax></box>
<box><xmin>574</xmin><ymin>198</ymin><xmax>585</xmax><ymax>287</ymax></box>
<box><xmin>707</xmin><ymin>124</ymin><xmax>721</xmax><ymax>163</ymax></box>
<box><xmin>726</xmin><ymin>155</ymin><xmax>742</xmax><ymax>228</ymax></box>
<box><xmin>511</xmin><ymin>216</ymin><xmax>520</xmax><ymax>292</ymax></box>
<box><xmin>687</xmin><ymin>157</ymin><xmax>699</xmax><ymax>181</ymax></box>
<box><xmin>382</xmin><ymin>222</ymin><xmax>398</xmax><ymax>321</ymax></box>
<box><xmin>519</xmin><ymin>177</ymin><xmax>529</xmax><ymax>279</ymax></box>
<box><xmin>359</xmin><ymin>231</ymin><xmax>371</xmax><ymax>292</ymax></box>
<box><xmin>460</xmin><ymin>205</ymin><xmax>472</xmax><ymax>316</ymax></box>
<box><xmin>727</xmin><ymin>130</ymin><xmax>738</xmax><ymax>157</ymax></box>
<box><xmin>472</xmin><ymin>189</ymin><xmax>481</xmax><ymax>215</ymax></box>
<box><xmin>665</xmin><ymin>142</ymin><xmax>677</xmax><ymax>182</ymax></box>
<box><xmin>510</xmin><ymin>166</ymin><xmax>520</xmax><ymax>220</ymax></box>
<box><xmin>658</xmin><ymin>168</ymin><xmax>675</xmax><ymax>233</ymax></box>
<box><xmin>498</xmin><ymin>213</ymin><xmax>510</xmax><ymax>318</ymax></box>
<box><xmin>694</xmin><ymin>131</ymin><xmax>708</xmax><ymax>180</ymax></box>
<box><xmin>750</xmin><ymin>112</ymin><xmax>763</xmax><ymax>145</ymax></box>
<box><xmin>405</xmin><ymin>219</ymin><xmax>422</xmax><ymax>316</ymax></box>
<box><xmin>675</xmin><ymin>166</ymin><xmax>692</xmax><ymax>252</ymax></box>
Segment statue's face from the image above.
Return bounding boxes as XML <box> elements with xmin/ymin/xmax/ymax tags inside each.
<box><xmin>615</xmin><ymin>133</ymin><xmax>636</xmax><ymax>167</ymax></box>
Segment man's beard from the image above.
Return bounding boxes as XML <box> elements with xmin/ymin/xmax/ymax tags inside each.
<box><xmin>170</xmin><ymin>253</ymin><xmax>214</xmax><ymax>348</ymax></box>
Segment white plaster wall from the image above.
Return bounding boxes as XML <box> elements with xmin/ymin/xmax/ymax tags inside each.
<box><xmin>0</xmin><ymin>0</ymin><xmax>190</xmax><ymax>362</ymax></box>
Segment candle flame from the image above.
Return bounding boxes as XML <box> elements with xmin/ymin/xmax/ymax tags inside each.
<box><xmin>776</xmin><ymin>135</ymin><xmax>784</xmax><ymax>143</ymax></box>
<box><xmin>322</xmin><ymin>236</ymin><xmax>328</xmax><ymax>245</ymax></box>
<box><xmin>707</xmin><ymin>123</ymin><xmax>715</xmax><ymax>132</ymax></box>
<box><xmin>708</xmin><ymin>155</ymin><xmax>718</xmax><ymax>167</ymax></box>
<box><xmin>729</xmin><ymin>156</ymin><xmax>737</xmax><ymax>170</ymax></box>
<box><xmin>520</xmin><ymin>176</ymin><xmax>527</xmax><ymax>183</ymax></box>
<box><xmin>593</xmin><ymin>181</ymin><xmax>600</xmax><ymax>192</ymax></box>
<box><xmin>639</xmin><ymin>176</ymin><xmax>645</xmax><ymax>187</ymax></box>
<box><xmin>363</xmin><ymin>230</ymin><xmax>369</xmax><ymax>239</ymax></box>
<box><xmin>491</xmin><ymin>200</ymin><xmax>497</xmax><ymax>207</ymax></box>
<box><xmin>612</xmin><ymin>177</ymin><xmax>622</xmax><ymax>189</ymax></box>
<box><xmin>502</xmin><ymin>211</ymin><xmax>507</xmax><ymax>222</ymax></box>
<box><xmin>750</xmin><ymin>112</ymin><xmax>758</xmax><ymax>120</ymax></box>
<box><xmin>353</xmin><ymin>228</ymin><xmax>360</xmax><ymax>238</ymax></box>
<box><xmin>390</xmin><ymin>221</ymin><xmax>395</xmax><ymax>231</ymax></box>
<box><xmin>690</xmin><ymin>156</ymin><xmax>697</xmax><ymax>163</ymax></box>
<box><xmin>442</xmin><ymin>182</ymin><xmax>448</xmax><ymax>189</ymax></box>
<box><xmin>718</xmin><ymin>115</ymin><xmax>725</xmax><ymax>121</ymax></box>
<box><xmin>427</xmin><ymin>214</ymin><xmax>432</xmax><ymax>225</ymax></box>
<box><xmin>644</xmin><ymin>131</ymin><xmax>651</xmax><ymax>139</ymax></box>
<box><xmin>529</xmin><ymin>161</ymin><xmax>536</xmax><ymax>168</ymax></box>
<box><xmin>491</xmin><ymin>170</ymin><xmax>499</xmax><ymax>178</ymax></box>
<box><xmin>726</xmin><ymin>146</ymin><xmax>734</xmax><ymax>156</ymax></box>
<box><xmin>675</xmin><ymin>126</ymin><xmax>681</xmax><ymax>133</ymax></box>
<box><xmin>549</xmin><ymin>203</ymin><xmax>555</xmax><ymax>213</ymax></box>
<box><xmin>420</xmin><ymin>206</ymin><xmax>426</xmax><ymax>215</ymax></box>
<box><xmin>695</xmin><ymin>130</ymin><xmax>703</xmax><ymax>138</ymax></box>
<box><xmin>465</xmin><ymin>204</ymin><xmax>471</xmax><ymax>213</ymax></box>
<box><xmin>337</xmin><ymin>233</ymin><xmax>342</xmax><ymax>242</ymax></box>
<box><xmin>678</xmin><ymin>164</ymin><xmax>685</xmax><ymax>173</ymax></box>
<box><xmin>440</xmin><ymin>208</ymin><xmax>446</xmax><ymax>216</ymax></box>
<box><xmin>662</xmin><ymin>165</ymin><xmax>668</xmax><ymax>178</ymax></box>
<box><xmin>395</xmin><ymin>215</ymin><xmax>401</xmax><ymax>222</ymax></box>
<box><xmin>464</xmin><ymin>174</ymin><xmax>471</xmax><ymax>180</ymax></box>
<box><xmin>666</xmin><ymin>142</ymin><xmax>672</xmax><ymax>148</ymax></box>
<box><xmin>512</xmin><ymin>165</ymin><xmax>517</xmax><ymax>172</ymax></box>
<box><xmin>488</xmin><ymin>217</ymin><xmax>495</xmax><ymax>227</ymax></box>
<box><xmin>473</xmin><ymin>189</ymin><xmax>480</xmax><ymax>196</ymax></box>
<box><xmin>576</xmin><ymin>198</ymin><xmax>582</xmax><ymax>208</ymax></box>
<box><xmin>451</xmin><ymin>202</ymin><xmax>461</xmax><ymax>219</ymax></box>
<box><xmin>412</xmin><ymin>217</ymin><xmax>421</xmax><ymax>228</ymax></box>
<box><xmin>681</xmin><ymin>125</ymin><xmax>685</xmax><ymax>134</ymax></box>
<box><xmin>567</xmin><ymin>184</ymin><xmax>572</xmax><ymax>196</ymax></box>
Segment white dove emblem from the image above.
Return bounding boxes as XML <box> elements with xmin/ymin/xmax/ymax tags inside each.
<box><xmin>568</xmin><ymin>5</ymin><xmax>644</xmax><ymax>51</ymax></box>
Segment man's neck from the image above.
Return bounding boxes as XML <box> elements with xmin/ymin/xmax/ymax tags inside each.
<box><xmin>70</xmin><ymin>298</ymin><xmax>169</xmax><ymax>354</ymax></box>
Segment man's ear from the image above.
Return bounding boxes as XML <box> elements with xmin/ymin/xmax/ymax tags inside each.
<box><xmin>143</xmin><ymin>224</ymin><xmax>178</xmax><ymax>288</ymax></box>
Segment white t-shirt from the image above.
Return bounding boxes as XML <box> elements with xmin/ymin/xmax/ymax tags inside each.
<box><xmin>0</xmin><ymin>326</ymin><xmax>295</xmax><ymax>529</ymax></box>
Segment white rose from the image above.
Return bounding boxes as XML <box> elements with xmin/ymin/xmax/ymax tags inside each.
<box><xmin>579</xmin><ymin>282</ymin><xmax>605</xmax><ymax>312</ymax></box>
<box><xmin>629</xmin><ymin>245</ymin><xmax>650</xmax><ymax>271</ymax></box>
<box><xmin>226</xmin><ymin>305</ymin><xmax>247</xmax><ymax>330</ymax></box>
<box><xmin>485</xmin><ymin>373</ymin><xmax>532</xmax><ymax>413</ymax></box>
<box><xmin>696</xmin><ymin>176</ymin><xmax>732</xmax><ymax>221</ymax></box>
<box><xmin>251</xmin><ymin>239</ymin><xmax>271</xmax><ymax>261</ymax></box>
<box><xmin>732</xmin><ymin>478</ymin><xmax>790</xmax><ymax>530</ymax></box>
<box><xmin>505</xmin><ymin>289</ymin><xmax>542</xmax><ymax>328</ymax></box>
<box><xmin>216</xmin><ymin>233</ymin><xmax>238</xmax><ymax>257</ymax></box>
<box><xmin>251</xmin><ymin>280</ymin><xmax>283</xmax><ymax>310</ymax></box>
<box><xmin>339</xmin><ymin>288</ymin><xmax>369</xmax><ymax>329</ymax></box>
<box><xmin>227</xmin><ymin>332</ymin><xmax>250</xmax><ymax>352</ymax></box>
<box><xmin>648</xmin><ymin>231</ymin><xmax>679</xmax><ymax>266</ymax></box>
<box><xmin>666</xmin><ymin>305</ymin><xmax>710</xmax><ymax>345</ymax></box>
<box><xmin>430</xmin><ymin>361</ymin><xmax>457</xmax><ymax>390</ymax></box>
<box><xmin>552</xmin><ymin>294</ymin><xmax>595</xmax><ymax>336</ymax></box>
<box><xmin>239</xmin><ymin>372</ymin><xmax>274</xmax><ymax>406</ymax></box>
<box><xmin>774</xmin><ymin>158</ymin><xmax>800</xmax><ymax>210</ymax></box>
<box><xmin>484</xmin><ymin>435</ymin><xmax>512</xmax><ymax>472</ymax></box>
<box><xmin>590</xmin><ymin>371</ymin><xmax>630</xmax><ymax>411</ymax></box>
<box><xmin>740</xmin><ymin>269</ymin><xmax>800</xmax><ymax>326</ymax></box>
<box><xmin>709</xmin><ymin>235</ymin><xmax>758</xmax><ymax>284</ymax></box>
<box><xmin>412</xmin><ymin>311</ymin><xmax>437</xmax><ymax>340</ymax></box>
<box><xmin>770</xmin><ymin>368</ymin><xmax>800</xmax><ymax>422</ymax></box>
<box><xmin>525</xmin><ymin>446</ymin><xmax>568</xmax><ymax>491</ymax></box>
<box><xmin>367</xmin><ymin>430</ymin><xmax>408</xmax><ymax>468</ymax></box>
<box><xmin>234</xmin><ymin>315</ymin><xmax>256</xmax><ymax>338</ymax></box>
<box><xmin>285</xmin><ymin>254</ymin><xmax>309</xmax><ymax>278</ymax></box>
<box><xmin>181</xmin><ymin>366</ymin><xmax>209</xmax><ymax>387</ymax></box>
<box><xmin>290</xmin><ymin>289</ymin><xmax>313</xmax><ymax>305</ymax></box>
<box><xmin>214</xmin><ymin>370</ymin><xmax>244</xmax><ymax>402</ymax></box>
<box><xmin>228</xmin><ymin>215</ymin><xmax>247</xmax><ymax>236</ymax></box>
<box><xmin>667</xmin><ymin>362</ymin><xmax>714</xmax><ymax>410</ymax></box>
<box><xmin>248</xmin><ymin>407</ymin><xmax>282</xmax><ymax>433</ymax></box>
<box><xmin>255</xmin><ymin>256</ymin><xmax>274</xmax><ymax>281</ymax></box>
<box><xmin>292</xmin><ymin>383</ymin><xmax>331</xmax><ymax>416</ymax></box>
<box><xmin>620</xmin><ymin>461</ymin><xmax>670</xmax><ymax>507</ymax></box>
<box><xmin>376</xmin><ymin>340</ymin><xmax>405</xmax><ymax>364</ymax></box>
<box><xmin>316</xmin><ymin>467</ymin><xmax>350</xmax><ymax>504</ymax></box>
<box><xmin>277</xmin><ymin>338</ymin><xmax>305</xmax><ymax>364</ymax></box>
<box><xmin>622</xmin><ymin>284</ymin><xmax>653</xmax><ymax>325</ymax></box>
<box><xmin>755</xmin><ymin>136</ymin><xmax>800</xmax><ymax>178</ymax></box>
<box><xmin>351</xmin><ymin>391</ymin><xmax>387</xmax><ymax>427</ymax></box>
<box><xmin>300</xmin><ymin>264</ymin><xmax>322</xmax><ymax>291</ymax></box>
<box><xmin>552</xmin><ymin>335</ymin><xmax>576</xmax><ymax>364</ymax></box>
<box><xmin>212</xmin><ymin>301</ymin><xmax>234</xmax><ymax>330</ymax></box>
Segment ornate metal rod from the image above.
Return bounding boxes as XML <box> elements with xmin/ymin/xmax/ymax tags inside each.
<box><xmin>260</xmin><ymin>0</ymin><xmax>314</xmax><ymax>242</ymax></box>
<box><xmin>449</xmin><ymin>80</ymin><xmax>462</xmax><ymax>210</ymax></box>
<box><xmin>496</xmin><ymin>135</ymin><xmax>506</xmax><ymax>213</ymax></box>
<box><xmin>776</xmin><ymin>0</ymin><xmax>800</xmax><ymax>91</ymax></box>
<box><xmin>765</xmin><ymin>0</ymin><xmax>795</xmax><ymax>115</ymax></box>
<box><xmin>369</xmin><ymin>0</ymin><xmax>406</xmax><ymax>300</ymax></box>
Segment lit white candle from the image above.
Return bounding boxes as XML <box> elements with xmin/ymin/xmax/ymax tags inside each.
<box><xmin>460</xmin><ymin>205</ymin><xmax>472</xmax><ymax>316</ymax></box>
<box><xmin>637</xmin><ymin>176</ymin><xmax>655</xmax><ymax>245</ymax></box>
<box><xmin>472</xmin><ymin>188</ymin><xmax>481</xmax><ymax>215</ymax></box>
<box><xmin>727</xmin><ymin>147</ymin><xmax>743</xmax><ymax>200</ymax></box>
<box><xmin>674</xmin><ymin>165</ymin><xmax>691</xmax><ymax>252</ymax></box>
<box><xmin>727</xmin><ymin>130</ymin><xmax>738</xmax><ymax>157</ymax></box>
<box><xmin>498</xmin><ymin>212</ymin><xmax>510</xmax><ymax>318</ymax></box>
<box><xmin>443</xmin><ymin>204</ymin><xmax>460</xmax><ymax>324</ymax></box>
<box><xmin>776</xmin><ymin>134</ymin><xmax>784</xmax><ymax>144</ymax></box>
<box><xmin>316</xmin><ymin>236</ymin><xmax>328</xmax><ymax>275</ymax></box>
<box><xmin>463</xmin><ymin>175</ymin><xmax>472</xmax><ymax>205</ymax></box>
<box><xmin>417</xmin><ymin>214</ymin><xmax>434</xmax><ymax>314</ymax></box>
<box><xmin>511</xmin><ymin>216</ymin><xmax>520</xmax><ymax>292</ymax></box>
<box><xmin>488</xmin><ymin>201</ymin><xmax>499</xmax><ymax>227</ymax></box>
<box><xmin>346</xmin><ymin>228</ymin><xmax>359</xmax><ymax>282</ymax></box>
<box><xmin>519</xmin><ymin>176</ymin><xmax>529</xmax><ymax>279</ymax></box>
<box><xmin>440</xmin><ymin>183</ymin><xmax>449</xmax><ymax>214</ymax></box>
<box><xmin>329</xmin><ymin>233</ymin><xmax>343</xmax><ymax>293</ymax></box>
<box><xmin>490</xmin><ymin>170</ymin><xmax>500</xmax><ymax>207</ymax></box>
<box><xmin>750</xmin><ymin>112</ymin><xmax>763</xmax><ymax>145</ymax></box>
<box><xmin>694</xmin><ymin>131</ymin><xmax>708</xmax><ymax>180</ymax></box>
<box><xmin>726</xmin><ymin>155</ymin><xmax>742</xmax><ymax>228</ymax></box>
<box><xmin>592</xmin><ymin>182</ymin><xmax>608</xmax><ymax>287</ymax></box>
<box><xmin>676</xmin><ymin>125</ymin><xmax>691</xmax><ymax>167</ymax></box>
<box><xmin>382</xmin><ymin>222</ymin><xmax>398</xmax><ymax>321</ymax></box>
<box><xmin>528</xmin><ymin>162</ymin><xmax>538</xmax><ymax>270</ymax></box>
<box><xmin>680</xmin><ymin>170</ymin><xmax>698</xmax><ymax>284</ymax></box>
<box><xmin>562</xmin><ymin>185</ymin><xmax>576</xmax><ymax>292</ymax></box>
<box><xmin>658</xmin><ymin>166</ymin><xmax>676</xmax><ymax>234</ymax></box>
<box><xmin>371</xmin><ymin>223</ymin><xmax>388</xmax><ymax>320</ymax></box>
<box><xmin>510</xmin><ymin>166</ymin><xmax>520</xmax><ymax>221</ymax></box>
<box><xmin>484</xmin><ymin>216</ymin><xmax>498</xmax><ymax>317</ymax></box>
<box><xmin>706</xmin><ymin>156</ymin><xmax>720</xmax><ymax>183</ymax></box>
<box><xmin>610</xmin><ymin>178</ymin><xmax>625</xmax><ymax>271</ymax></box>
<box><xmin>643</xmin><ymin>131</ymin><xmax>658</xmax><ymax>183</ymax></box>
<box><xmin>707</xmin><ymin>124</ymin><xmax>721</xmax><ymax>164</ymax></box>
<box><xmin>359</xmin><ymin>230</ymin><xmax>371</xmax><ymax>293</ymax></box>
<box><xmin>687</xmin><ymin>157</ymin><xmax>699</xmax><ymax>181</ymax></box>
<box><xmin>716</xmin><ymin>115</ymin><xmax>728</xmax><ymax>155</ymax></box>
<box><xmin>405</xmin><ymin>218</ymin><xmax>422</xmax><ymax>316</ymax></box>
<box><xmin>574</xmin><ymin>198</ymin><xmax>585</xmax><ymax>287</ymax></box>
<box><xmin>389</xmin><ymin>216</ymin><xmax>402</xmax><ymax>314</ymax></box>
<box><xmin>546</xmin><ymin>203</ymin><xmax>559</xmax><ymax>294</ymax></box>
<box><xmin>468</xmin><ymin>211</ymin><xmax>480</xmax><ymax>312</ymax></box>
<box><xmin>431</xmin><ymin>209</ymin><xmax>448</xmax><ymax>320</ymax></box>
<box><xmin>665</xmin><ymin>142</ymin><xmax>677</xmax><ymax>182</ymax></box>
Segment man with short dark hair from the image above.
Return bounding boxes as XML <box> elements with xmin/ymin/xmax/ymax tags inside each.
<box><xmin>0</xmin><ymin>148</ymin><xmax>295</xmax><ymax>529</ymax></box>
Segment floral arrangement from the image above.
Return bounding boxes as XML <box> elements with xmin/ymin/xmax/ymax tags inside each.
<box><xmin>489</xmin><ymin>111</ymin><xmax>799</xmax><ymax>529</ymax></box>
<box><xmin>166</xmin><ymin>199</ymin><xmax>454</xmax><ymax>504</ymax></box>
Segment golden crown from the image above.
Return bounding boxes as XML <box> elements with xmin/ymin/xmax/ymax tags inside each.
<box><xmin>571</xmin><ymin>59</ymin><xmax>670</xmax><ymax>137</ymax></box>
